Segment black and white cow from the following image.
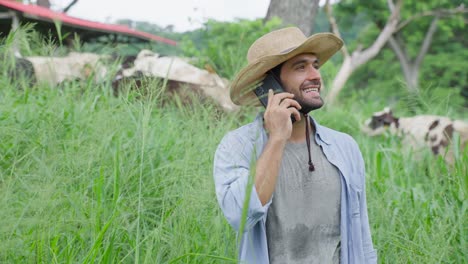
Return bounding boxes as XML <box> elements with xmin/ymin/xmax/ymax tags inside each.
<box><xmin>362</xmin><ymin>107</ymin><xmax>468</xmax><ymax>164</ymax></box>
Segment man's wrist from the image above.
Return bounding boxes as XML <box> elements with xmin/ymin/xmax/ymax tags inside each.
<box><xmin>267</xmin><ymin>134</ymin><xmax>288</xmax><ymax>146</ymax></box>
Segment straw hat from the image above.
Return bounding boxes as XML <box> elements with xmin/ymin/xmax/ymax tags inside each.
<box><xmin>230</xmin><ymin>27</ymin><xmax>343</xmax><ymax>106</ymax></box>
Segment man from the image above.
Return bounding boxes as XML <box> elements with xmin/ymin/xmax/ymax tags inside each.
<box><xmin>213</xmin><ymin>27</ymin><xmax>377</xmax><ymax>264</ymax></box>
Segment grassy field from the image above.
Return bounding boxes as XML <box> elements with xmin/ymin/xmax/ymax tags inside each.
<box><xmin>0</xmin><ymin>75</ymin><xmax>466</xmax><ymax>264</ymax></box>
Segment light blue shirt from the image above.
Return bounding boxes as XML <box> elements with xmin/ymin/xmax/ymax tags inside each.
<box><xmin>213</xmin><ymin>114</ymin><xmax>377</xmax><ymax>264</ymax></box>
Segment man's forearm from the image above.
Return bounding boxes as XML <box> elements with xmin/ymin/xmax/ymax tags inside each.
<box><xmin>255</xmin><ymin>136</ymin><xmax>287</xmax><ymax>205</ymax></box>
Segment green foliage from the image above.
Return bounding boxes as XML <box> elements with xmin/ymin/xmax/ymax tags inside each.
<box><xmin>0</xmin><ymin>74</ymin><xmax>240</xmax><ymax>263</ymax></box>
<box><xmin>341</xmin><ymin>48</ymin><xmax>467</xmax><ymax>115</ymax></box>
<box><xmin>0</xmin><ymin>23</ymin><xmax>67</xmax><ymax>57</ymax></box>
<box><xmin>398</xmin><ymin>1</ymin><xmax>465</xmax><ymax>59</ymax></box>
<box><xmin>332</xmin><ymin>0</ymin><xmax>388</xmax><ymax>50</ymax></box>
<box><xmin>179</xmin><ymin>18</ymin><xmax>283</xmax><ymax>79</ymax></box>
<box><xmin>420</xmin><ymin>44</ymin><xmax>467</xmax><ymax>93</ymax></box>
<box><xmin>330</xmin><ymin>0</ymin><xmax>467</xmax><ymax>106</ymax></box>
<box><xmin>0</xmin><ymin>70</ymin><xmax>466</xmax><ymax>263</ymax></box>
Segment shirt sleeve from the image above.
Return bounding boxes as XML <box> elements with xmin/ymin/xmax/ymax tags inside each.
<box><xmin>213</xmin><ymin>132</ymin><xmax>271</xmax><ymax>232</ymax></box>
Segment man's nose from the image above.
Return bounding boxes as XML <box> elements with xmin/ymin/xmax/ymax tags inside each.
<box><xmin>306</xmin><ymin>66</ymin><xmax>321</xmax><ymax>80</ymax></box>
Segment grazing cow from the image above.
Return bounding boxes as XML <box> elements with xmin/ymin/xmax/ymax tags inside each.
<box><xmin>113</xmin><ymin>49</ymin><xmax>238</xmax><ymax>112</ymax></box>
<box><xmin>362</xmin><ymin>107</ymin><xmax>468</xmax><ymax>164</ymax></box>
<box><xmin>25</xmin><ymin>52</ymin><xmax>109</xmax><ymax>85</ymax></box>
<box><xmin>0</xmin><ymin>55</ymin><xmax>36</xmax><ymax>85</ymax></box>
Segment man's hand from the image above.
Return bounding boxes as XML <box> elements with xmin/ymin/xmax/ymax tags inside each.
<box><xmin>263</xmin><ymin>89</ymin><xmax>301</xmax><ymax>141</ymax></box>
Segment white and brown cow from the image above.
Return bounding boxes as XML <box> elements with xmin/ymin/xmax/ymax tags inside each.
<box><xmin>113</xmin><ymin>49</ymin><xmax>238</xmax><ymax>112</ymax></box>
<box><xmin>362</xmin><ymin>107</ymin><xmax>468</xmax><ymax>164</ymax></box>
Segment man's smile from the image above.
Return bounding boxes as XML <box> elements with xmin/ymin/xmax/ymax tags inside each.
<box><xmin>301</xmin><ymin>81</ymin><xmax>321</xmax><ymax>97</ymax></box>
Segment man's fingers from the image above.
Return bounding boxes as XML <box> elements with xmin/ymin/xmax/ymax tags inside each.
<box><xmin>289</xmin><ymin>107</ymin><xmax>302</xmax><ymax>122</ymax></box>
<box><xmin>267</xmin><ymin>89</ymin><xmax>274</xmax><ymax>108</ymax></box>
<box><xmin>270</xmin><ymin>92</ymin><xmax>294</xmax><ymax>106</ymax></box>
<box><xmin>279</xmin><ymin>98</ymin><xmax>302</xmax><ymax>110</ymax></box>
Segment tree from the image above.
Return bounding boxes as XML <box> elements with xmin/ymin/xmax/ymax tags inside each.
<box><xmin>181</xmin><ymin>18</ymin><xmax>283</xmax><ymax>78</ymax></box>
<box><xmin>387</xmin><ymin>5</ymin><xmax>467</xmax><ymax>91</ymax></box>
<box><xmin>36</xmin><ymin>0</ymin><xmax>50</xmax><ymax>8</ymax></box>
<box><xmin>325</xmin><ymin>0</ymin><xmax>402</xmax><ymax>104</ymax></box>
<box><xmin>265</xmin><ymin>0</ymin><xmax>320</xmax><ymax>36</ymax></box>
<box><xmin>324</xmin><ymin>0</ymin><xmax>467</xmax><ymax>104</ymax></box>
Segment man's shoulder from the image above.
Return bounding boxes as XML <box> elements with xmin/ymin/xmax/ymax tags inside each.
<box><xmin>223</xmin><ymin>121</ymin><xmax>256</xmax><ymax>140</ymax></box>
<box><xmin>223</xmin><ymin>115</ymin><xmax>264</xmax><ymax>140</ymax></box>
<box><xmin>317</xmin><ymin>124</ymin><xmax>358</xmax><ymax>145</ymax></box>
<box><xmin>218</xmin><ymin>117</ymin><xmax>264</xmax><ymax>149</ymax></box>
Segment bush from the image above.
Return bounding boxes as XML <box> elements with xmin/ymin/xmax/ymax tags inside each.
<box><xmin>180</xmin><ymin>18</ymin><xmax>283</xmax><ymax>79</ymax></box>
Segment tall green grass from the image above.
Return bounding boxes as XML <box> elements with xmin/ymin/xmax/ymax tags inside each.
<box><xmin>0</xmin><ymin>77</ymin><xmax>244</xmax><ymax>263</ymax></box>
<box><xmin>1</xmin><ymin>41</ymin><xmax>467</xmax><ymax>263</ymax></box>
<box><xmin>317</xmin><ymin>101</ymin><xmax>467</xmax><ymax>263</ymax></box>
<box><xmin>1</xmin><ymin>75</ymin><xmax>466</xmax><ymax>263</ymax></box>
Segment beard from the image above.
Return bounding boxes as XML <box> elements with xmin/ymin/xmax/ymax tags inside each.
<box><xmin>295</xmin><ymin>95</ymin><xmax>324</xmax><ymax>114</ymax></box>
<box><xmin>286</xmin><ymin>79</ymin><xmax>324</xmax><ymax>114</ymax></box>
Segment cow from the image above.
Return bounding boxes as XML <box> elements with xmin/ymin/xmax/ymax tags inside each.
<box><xmin>25</xmin><ymin>52</ymin><xmax>109</xmax><ymax>85</ymax></box>
<box><xmin>362</xmin><ymin>107</ymin><xmax>468</xmax><ymax>164</ymax></box>
<box><xmin>112</xmin><ymin>49</ymin><xmax>238</xmax><ymax>112</ymax></box>
<box><xmin>0</xmin><ymin>54</ymin><xmax>35</xmax><ymax>86</ymax></box>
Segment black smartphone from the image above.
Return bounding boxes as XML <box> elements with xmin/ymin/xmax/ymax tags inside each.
<box><xmin>253</xmin><ymin>72</ymin><xmax>285</xmax><ymax>108</ymax></box>
<box><xmin>253</xmin><ymin>72</ymin><xmax>296</xmax><ymax>122</ymax></box>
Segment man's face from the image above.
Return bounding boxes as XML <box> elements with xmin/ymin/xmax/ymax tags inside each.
<box><xmin>279</xmin><ymin>53</ymin><xmax>323</xmax><ymax>113</ymax></box>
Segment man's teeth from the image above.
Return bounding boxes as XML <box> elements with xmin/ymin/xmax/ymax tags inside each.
<box><xmin>304</xmin><ymin>88</ymin><xmax>319</xmax><ymax>93</ymax></box>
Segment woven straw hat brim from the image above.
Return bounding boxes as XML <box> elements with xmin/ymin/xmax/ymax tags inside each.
<box><xmin>230</xmin><ymin>33</ymin><xmax>343</xmax><ymax>106</ymax></box>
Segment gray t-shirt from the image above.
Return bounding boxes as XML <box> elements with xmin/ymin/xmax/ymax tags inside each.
<box><xmin>266</xmin><ymin>138</ymin><xmax>341</xmax><ymax>264</ymax></box>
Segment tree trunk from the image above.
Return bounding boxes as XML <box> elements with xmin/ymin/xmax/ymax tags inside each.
<box><xmin>326</xmin><ymin>56</ymin><xmax>352</xmax><ymax>101</ymax></box>
<box><xmin>37</xmin><ymin>0</ymin><xmax>51</xmax><ymax>8</ymax></box>
<box><xmin>265</xmin><ymin>0</ymin><xmax>320</xmax><ymax>36</ymax></box>
<box><xmin>388</xmin><ymin>36</ymin><xmax>418</xmax><ymax>91</ymax></box>
<box><xmin>387</xmin><ymin>16</ymin><xmax>439</xmax><ymax>92</ymax></box>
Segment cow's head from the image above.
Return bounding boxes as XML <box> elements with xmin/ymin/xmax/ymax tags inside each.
<box><xmin>362</xmin><ymin>107</ymin><xmax>399</xmax><ymax>136</ymax></box>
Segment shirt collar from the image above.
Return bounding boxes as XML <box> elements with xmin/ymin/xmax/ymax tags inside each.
<box><xmin>309</xmin><ymin>116</ymin><xmax>332</xmax><ymax>145</ymax></box>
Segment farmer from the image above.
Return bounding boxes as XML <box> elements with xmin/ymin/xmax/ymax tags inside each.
<box><xmin>213</xmin><ymin>27</ymin><xmax>377</xmax><ymax>263</ymax></box>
